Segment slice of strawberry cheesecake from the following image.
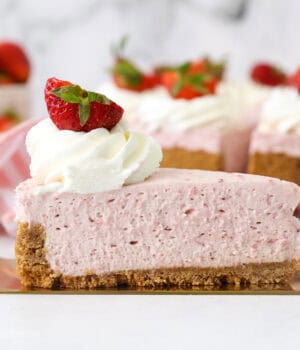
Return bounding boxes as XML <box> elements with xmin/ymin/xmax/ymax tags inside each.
<box><xmin>103</xmin><ymin>56</ymin><xmax>236</xmax><ymax>172</ymax></box>
<box><xmin>15</xmin><ymin>78</ymin><xmax>300</xmax><ymax>289</ymax></box>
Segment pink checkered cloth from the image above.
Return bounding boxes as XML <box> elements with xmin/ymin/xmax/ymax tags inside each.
<box><xmin>0</xmin><ymin>118</ymin><xmax>40</xmax><ymax>236</ymax></box>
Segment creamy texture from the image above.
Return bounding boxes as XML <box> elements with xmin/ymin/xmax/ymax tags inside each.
<box><xmin>250</xmin><ymin>88</ymin><xmax>300</xmax><ymax>157</ymax></box>
<box><xmin>218</xmin><ymin>80</ymin><xmax>271</xmax><ymax>125</ymax></box>
<box><xmin>100</xmin><ymin>80</ymin><xmax>267</xmax><ymax>134</ymax></box>
<box><xmin>258</xmin><ymin>88</ymin><xmax>300</xmax><ymax>134</ymax></box>
<box><xmin>16</xmin><ymin>169</ymin><xmax>300</xmax><ymax>276</ymax></box>
<box><xmin>135</xmin><ymin>87</ymin><xmax>235</xmax><ymax>132</ymax></box>
<box><xmin>26</xmin><ymin>119</ymin><xmax>162</xmax><ymax>194</ymax></box>
<box><xmin>250</xmin><ymin>131</ymin><xmax>300</xmax><ymax>157</ymax></box>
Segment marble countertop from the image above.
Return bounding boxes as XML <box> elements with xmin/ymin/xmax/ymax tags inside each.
<box><xmin>1</xmin><ymin>292</ymin><xmax>300</xmax><ymax>349</ymax></box>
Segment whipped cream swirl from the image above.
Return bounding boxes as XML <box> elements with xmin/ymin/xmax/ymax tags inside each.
<box><xmin>136</xmin><ymin>87</ymin><xmax>234</xmax><ymax>132</ymax></box>
<box><xmin>258</xmin><ymin>88</ymin><xmax>300</xmax><ymax>134</ymax></box>
<box><xmin>26</xmin><ymin>119</ymin><xmax>162</xmax><ymax>194</ymax></box>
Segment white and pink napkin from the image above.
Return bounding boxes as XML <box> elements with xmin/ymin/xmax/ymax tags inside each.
<box><xmin>0</xmin><ymin>119</ymin><xmax>39</xmax><ymax>236</ymax></box>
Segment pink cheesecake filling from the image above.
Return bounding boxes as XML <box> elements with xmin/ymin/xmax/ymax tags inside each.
<box><xmin>250</xmin><ymin>131</ymin><xmax>300</xmax><ymax>158</ymax></box>
<box><xmin>131</xmin><ymin>121</ymin><xmax>222</xmax><ymax>154</ymax></box>
<box><xmin>16</xmin><ymin>169</ymin><xmax>300</xmax><ymax>277</ymax></box>
<box><xmin>222</xmin><ymin>125</ymin><xmax>254</xmax><ymax>172</ymax></box>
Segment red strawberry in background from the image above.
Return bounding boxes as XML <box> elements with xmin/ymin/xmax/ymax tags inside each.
<box><xmin>112</xmin><ymin>57</ymin><xmax>159</xmax><ymax>92</ymax></box>
<box><xmin>188</xmin><ymin>57</ymin><xmax>225</xmax><ymax>79</ymax></box>
<box><xmin>111</xmin><ymin>36</ymin><xmax>159</xmax><ymax>92</ymax></box>
<box><xmin>250</xmin><ymin>62</ymin><xmax>287</xmax><ymax>87</ymax></box>
<box><xmin>288</xmin><ymin>67</ymin><xmax>300</xmax><ymax>93</ymax></box>
<box><xmin>45</xmin><ymin>77</ymin><xmax>124</xmax><ymax>132</ymax></box>
<box><xmin>160</xmin><ymin>60</ymin><xmax>222</xmax><ymax>100</ymax></box>
<box><xmin>0</xmin><ymin>42</ymin><xmax>30</xmax><ymax>83</ymax></box>
<box><xmin>0</xmin><ymin>117</ymin><xmax>14</xmax><ymax>132</ymax></box>
<box><xmin>0</xmin><ymin>72</ymin><xmax>14</xmax><ymax>85</ymax></box>
<box><xmin>0</xmin><ymin>110</ymin><xmax>20</xmax><ymax>132</ymax></box>
<box><xmin>160</xmin><ymin>70</ymin><xmax>203</xmax><ymax>99</ymax></box>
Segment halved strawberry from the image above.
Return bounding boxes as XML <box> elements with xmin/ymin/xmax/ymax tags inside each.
<box><xmin>250</xmin><ymin>62</ymin><xmax>287</xmax><ymax>86</ymax></box>
<box><xmin>288</xmin><ymin>67</ymin><xmax>300</xmax><ymax>93</ymax></box>
<box><xmin>45</xmin><ymin>77</ymin><xmax>124</xmax><ymax>132</ymax></box>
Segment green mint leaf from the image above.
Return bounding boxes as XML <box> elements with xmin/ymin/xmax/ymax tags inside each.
<box><xmin>155</xmin><ymin>65</ymin><xmax>176</xmax><ymax>74</ymax></box>
<box><xmin>193</xmin><ymin>84</ymin><xmax>208</xmax><ymax>94</ymax></box>
<box><xmin>111</xmin><ymin>35</ymin><xmax>129</xmax><ymax>57</ymax></box>
<box><xmin>119</xmin><ymin>35</ymin><xmax>129</xmax><ymax>53</ymax></box>
<box><xmin>78</xmin><ymin>99</ymin><xmax>90</xmax><ymax>126</ymax></box>
<box><xmin>88</xmin><ymin>91</ymin><xmax>111</xmax><ymax>105</ymax></box>
<box><xmin>189</xmin><ymin>74</ymin><xmax>206</xmax><ymax>85</ymax></box>
<box><xmin>188</xmin><ymin>74</ymin><xmax>212</xmax><ymax>93</ymax></box>
<box><xmin>51</xmin><ymin>84</ymin><xmax>113</xmax><ymax>127</ymax></box>
<box><xmin>177</xmin><ymin>62</ymin><xmax>191</xmax><ymax>75</ymax></box>
<box><xmin>2</xmin><ymin>109</ymin><xmax>20</xmax><ymax>122</ymax></box>
<box><xmin>51</xmin><ymin>85</ymin><xmax>83</xmax><ymax>103</ymax></box>
<box><xmin>171</xmin><ymin>78</ymin><xmax>184</xmax><ymax>96</ymax></box>
<box><xmin>204</xmin><ymin>57</ymin><xmax>225</xmax><ymax>79</ymax></box>
<box><xmin>112</xmin><ymin>59</ymin><xmax>143</xmax><ymax>87</ymax></box>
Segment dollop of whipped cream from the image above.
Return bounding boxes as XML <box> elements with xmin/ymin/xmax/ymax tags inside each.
<box><xmin>136</xmin><ymin>87</ymin><xmax>234</xmax><ymax>132</ymax></box>
<box><xmin>26</xmin><ymin>119</ymin><xmax>162</xmax><ymax>194</ymax></box>
<box><xmin>258</xmin><ymin>88</ymin><xmax>300</xmax><ymax>134</ymax></box>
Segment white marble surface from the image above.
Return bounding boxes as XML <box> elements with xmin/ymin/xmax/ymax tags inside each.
<box><xmin>0</xmin><ymin>294</ymin><xmax>300</xmax><ymax>349</ymax></box>
<box><xmin>0</xmin><ymin>0</ymin><xmax>300</xmax><ymax>116</ymax></box>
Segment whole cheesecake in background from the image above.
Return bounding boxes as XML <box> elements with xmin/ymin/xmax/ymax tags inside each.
<box><xmin>100</xmin><ymin>56</ymin><xmax>276</xmax><ymax>173</ymax></box>
<box><xmin>249</xmin><ymin>88</ymin><xmax>300</xmax><ymax>185</ymax></box>
<box><xmin>125</xmin><ymin>85</ymin><xmax>250</xmax><ymax>172</ymax></box>
<box><xmin>100</xmin><ymin>57</ymin><xmax>300</xmax><ymax>185</ymax></box>
<box><xmin>100</xmin><ymin>80</ymin><xmax>266</xmax><ymax>173</ymax></box>
<box><xmin>102</xmin><ymin>57</ymin><xmax>251</xmax><ymax>172</ymax></box>
<box><xmin>15</xmin><ymin>78</ymin><xmax>300</xmax><ymax>289</ymax></box>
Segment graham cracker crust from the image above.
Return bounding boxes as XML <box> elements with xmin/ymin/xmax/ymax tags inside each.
<box><xmin>16</xmin><ymin>223</ymin><xmax>296</xmax><ymax>290</ymax></box>
<box><xmin>248</xmin><ymin>152</ymin><xmax>300</xmax><ymax>185</ymax></box>
<box><xmin>161</xmin><ymin>148</ymin><xmax>222</xmax><ymax>170</ymax></box>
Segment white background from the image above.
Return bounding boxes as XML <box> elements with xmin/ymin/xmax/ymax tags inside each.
<box><xmin>0</xmin><ymin>294</ymin><xmax>300</xmax><ymax>349</ymax></box>
<box><xmin>1</xmin><ymin>0</ymin><xmax>300</xmax><ymax>115</ymax></box>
